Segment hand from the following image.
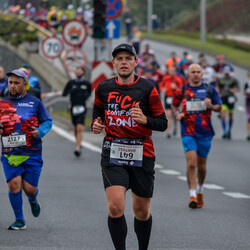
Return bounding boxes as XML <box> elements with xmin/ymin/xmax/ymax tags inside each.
<box><xmin>204</xmin><ymin>98</ymin><xmax>213</xmax><ymax>109</ymax></box>
<box><xmin>93</xmin><ymin>117</ymin><xmax>105</xmax><ymax>134</ymax></box>
<box><xmin>175</xmin><ymin>112</ymin><xmax>185</xmax><ymax>121</ymax></box>
<box><xmin>31</xmin><ymin>126</ymin><xmax>39</xmax><ymax>138</ymax></box>
<box><xmin>129</xmin><ymin>102</ymin><xmax>147</xmax><ymax>125</ymax></box>
<box><xmin>170</xmin><ymin>83</ymin><xmax>177</xmax><ymax>90</ymax></box>
<box><xmin>0</xmin><ymin>128</ymin><xmax>3</xmax><ymax>135</ymax></box>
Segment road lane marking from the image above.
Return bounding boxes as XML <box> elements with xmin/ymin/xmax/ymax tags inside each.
<box><xmin>178</xmin><ymin>176</ymin><xmax>187</xmax><ymax>181</ymax></box>
<box><xmin>52</xmin><ymin>124</ymin><xmax>102</xmax><ymax>153</ymax></box>
<box><xmin>203</xmin><ymin>184</ymin><xmax>225</xmax><ymax>190</ymax></box>
<box><xmin>53</xmin><ymin>124</ymin><xmax>250</xmax><ymax>200</ymax></box>
<box><xmin>159</xmin><ymin>169</ymin><xmax>181</xmax><ymax>175</ymax></box>
<box><xmin>155</xmin><ymin>164</ymin><xmax>163</xmax><ymax>169</ymax></box>
<box><xmin>237</xmin><ymin>105</ymin><xmax>245</xmax><ymax>112</ymax></box>
<box><xmin>223</xmin><ymin>192</ymin><xmax>250</xmax><ymax>199</ymax></box>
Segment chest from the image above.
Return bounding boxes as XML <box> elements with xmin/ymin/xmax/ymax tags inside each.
<box><xmin>101</xmin><ymin>88</ymin><xmax>149</xmax><ymax>113</ymax></box>
<box><xmin>14</xmin><ymin>102</ymin><xmax>38</xmax><ymax>123</ymax></box>
<box><xmin>70</xmin><ymin>83</ymin><xmax>88</xmax><ymax>92</ymax></box>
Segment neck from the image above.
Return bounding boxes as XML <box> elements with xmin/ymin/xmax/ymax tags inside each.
<box><xmin>117</xmin><ymin>74</ymin><xmax>135</xmax><ymax>85</ymax></box>
<box><xmin>189</xmin><ymin>81</ymin><xmax>202</xmax><ymax>87</ymax></box>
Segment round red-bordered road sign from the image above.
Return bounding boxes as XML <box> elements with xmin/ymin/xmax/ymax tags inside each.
<box><xmin>63</xmin><ymin>48</ymin><xmax>88</xmax><ymax>73</ymax></box>
<box><xmin>106</xmin><ymin>0</ymin><xmax>123</xmax><ymax>20</ymax></box>
<box><xmin>41</xmin><ymin>36</ymin><xmax>64</xmax><ymax>59</ymax></box>
<box><xmin>62</xmin><ymin>20</ymin><xmax>88</xmax><ymax>47</ymax></box>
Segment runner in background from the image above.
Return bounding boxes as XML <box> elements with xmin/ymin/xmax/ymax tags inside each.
<box><xmin>21</xmin><ymin>64</ymin><xmax>41</xmax><ymax>93</ymax></box>
<box><xmin>161</xmin><ymin>66</ymin><xmax>183</xmax><ymax>138</ymax></box>
<box><xmin>172</xmin><ymin>64</ymin><xmax>222</xmax><ymax>209</ymax></box>
<box><xmin>243</xmin><ymin>71</ymin><xmax>250</xmax><ymax>141</ymax></box>
<box><xmin>217</xmin><ymin>66</ymin><xmax>240</xmax><ymax>139</ymax></box>
<box><xmin>0</xmin><ymin>66</ymin><xmax>8</xmax><ymax>98</ymax></box>
<box><xmin>62</xmin><ymin>67</ymin><xmax>91</xmax><ymax>157</ymax></box>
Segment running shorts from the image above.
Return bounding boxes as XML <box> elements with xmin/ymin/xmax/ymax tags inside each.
<box><xmin>164</xmin><ymin>96</ymin><xmax>173</xmax><ymax>110</ymax></box>
<box><xmin>221</xmin><ymin>96</ymin><xmax>235</xmax><ymax>113</ymax></box>
<box><xmin>181</xmin><ymin>135</ymin><xmax>212</xmax><ymax>158</ymax></box>
<box><xmin>1</xmin><ymin>155</ymin><xmax>43</xmax><ymax>187</ymax></box>
<box><xmin>71</xmin><ymin>113</ymin><xmax>86</xmax><ymax>126</ymax></box>
<box><xmin>70</xmin><ymin>105</ymin><xmax>87</xmax><ymax>126</ymax></box>
<box><xmin>101</xmin><ymin>156</ymin><xmax>155</xmax><ymax>198</ymax></box>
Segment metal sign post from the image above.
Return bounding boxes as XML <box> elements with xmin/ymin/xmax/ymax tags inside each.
<box><xmin>201</xmin><ymin>0</ymin><xmax>206</xmax><ymax>44</ymax></box>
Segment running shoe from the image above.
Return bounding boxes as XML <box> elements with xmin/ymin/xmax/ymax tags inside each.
<box><xmin>197</xmin><ymin>193</ymin><xmax>204</xmax><ymax>208</ymax></box>
<box><xmin>8</xmin><ymin>219</ymin><xmax>26</xmax><ymax>230</ymax></box>
<box><xmin>227</xmin><ymin>132</ymin><xmax>231</xmax><ymax>139</ymax></box>
<box><xmin>29</xmin><ymin>200</ymin><xmax>41</xmax><ymax>217</ymax></box>
<box><xmin>74</xmin><ymin>148</ymin><xmax>81</xmax><ymax>157</ymax></box>
<box><xmin>173</xmin><ymin>129</ymin><xmax>177</xmax><ymax>136</ymax></box>
<box><xmin>189</xmin><ymin>196</ymin><xmax>197</xmax><ymax>208</ymax></box>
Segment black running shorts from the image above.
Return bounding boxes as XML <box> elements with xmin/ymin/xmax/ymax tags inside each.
<box><xmin>164</xmin><ymin>96</ymin><xmax>173</xmax><ymax>110</ymax></box>
<box><xmin>71</xmin><ymin>113</ymin><xmax>86</xmax><ymax>126</ymax></box>
<box><xmin>101</xmin><ymin>156</ymin><xmax>155</xmax><ymax>198</ymax></box>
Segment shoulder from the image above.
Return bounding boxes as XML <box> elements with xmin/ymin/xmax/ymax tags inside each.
<box><xmin>25</xmin><ymin>93</ymin><xmax>41</xmax><ymax>103</ymax></box>
<box><xmin>82</xmin><ymin>80</ymin><xmax>91</xmax><ymax>86</ymax></box>
<box><xmin>137</xmin><ymin>77</ymin><xmax>155</xmax><ymax>90</ymax></box>
<box><xmin>98</xmin><ymin>77</ymin><xmax>115</xmax><ymax>89</ymax></box>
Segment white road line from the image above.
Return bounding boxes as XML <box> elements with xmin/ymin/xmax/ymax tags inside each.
<box><xmin>52</xmin><ymin>125</ymin><xmax>249</xmax><ymax>200</ymax></box>
<box><xmin>52</xmin><ymin>124</ymin><xmax>102</xmax><ymax>153</ymax></box>
<box><xmin>178</xmin><ymin>176</ymin><xmax>187</xmax><ymax>181</ymax></box>
<box><xmin>237</xmin><ymin>105</ymin><xmax>245</xmax><ymax>112</ymax></box>
<box><xmin>203</xmin><ymin>184</ymin><xmax>225</xmax><ymax>190</ymax></box>
<box><xmin>159</xmin><ymin>169</ymin><xmax>181</xmax><ymax>175</ymax></box>
<box><xmin>177</xmin><ymin>177</ymin><xmax>225</xmax><ymax>190</ymax></box>
<box><xmin>223</xmin><ymin>192</ymin><xmax>250</xmax><ymax>199</ymax></box>
<box><xmin>155</xmin><ymin>164</ymin><xmax>163</xmax><ymax>169</ymax></box>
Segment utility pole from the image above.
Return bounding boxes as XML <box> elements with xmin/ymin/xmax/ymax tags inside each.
<box><xmin>200</xmin><ymin>0</ymin><xmax>206</xmax><ymax>43</ymax></box>
<box><xmin>147</xmin><ymin>0</ymin><xmax>153</xmax><ymax>34</ymax></box>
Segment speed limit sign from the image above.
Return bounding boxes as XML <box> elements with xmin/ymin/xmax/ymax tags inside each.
<box><xmin>41</xmin><ymin>36</ymin><xmax>64</xmax><ymax>59</ymax></box>
<box><xmin>63</xmin><ymin>48</ymin><xmax>87</xmax><ymax>73</ymax></box>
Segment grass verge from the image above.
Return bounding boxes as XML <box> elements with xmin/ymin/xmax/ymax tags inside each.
<box><xmin>143</xmin><ymin>32</ymin><xmax>250</xmax><ymax>68</ymax></box>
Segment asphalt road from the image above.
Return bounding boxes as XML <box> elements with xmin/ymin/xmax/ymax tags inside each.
<box><xmin>0</xmin><ymin>37</ymin><xmax>250</xmax><ymax>249</ymax></box>
<box><xmin>0</xmin><ymin>123</ymin><xmax>249</xmax><ymax>250</ymax></box>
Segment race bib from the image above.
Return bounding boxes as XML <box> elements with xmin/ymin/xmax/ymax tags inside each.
<box><xmin>72</xmin><ymin>105</ymin><xmax>85</xmax><ymax>115</ymax></box>
<box><xmin>186</xmin><ymin>98</ymin><xmax>206</xmax><ymax>114</ymax></box>
<box><xmin>228</xmin><ymin>96</ymin><xmax>235</xmax><ymax>104</ymax></box>
<box><xmin>166</xmin><ymin>97</ymin><xmax>173</xmax><ymax>105</ymax></box>
<box><xmin>110</xmin><ymin>138</ymin><xmax>143</xmax><ymax>167</ymax></box>
<box><xmin>2</xmin><ymin>131</ymin><xmax>27</xmax><ymax>148</ymax></box>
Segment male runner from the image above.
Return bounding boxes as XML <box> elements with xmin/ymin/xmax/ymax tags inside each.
<box><xmin>172</xmin><ymin>64</ymin><xmax>222</xmax><ymax>209</ymax></box>
<box><xmin>0</xmin><ymin>69</ymin><xmax>53</xmax><ymax>229</ymax></box>
<box><xmin>92</xmin><ymin>43</ymin><xmax>167</xmax><ymax>249</ymax></box>
<box><xmin>62</xmin><ymin>67</ymin><xmax>91</xmax><ymax>157</ymax></box>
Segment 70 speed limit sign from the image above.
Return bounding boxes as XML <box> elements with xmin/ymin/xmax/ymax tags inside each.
<box><xmin>41</xmin><ymin>36</ymin><xmax>64</xmax><ymax>59</ymax></box>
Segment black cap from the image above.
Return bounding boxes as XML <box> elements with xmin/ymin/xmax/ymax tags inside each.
<box><xmin>112</xmin><ymin>43</ymin><xmax>137</xmax><ymax>58</ymax></box>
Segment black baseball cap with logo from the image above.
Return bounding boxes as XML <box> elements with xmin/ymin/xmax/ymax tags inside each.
<box><xmin>112</xmin><ymin>43</ymin><xmax>137</xmax><ymax>58</ymax></box>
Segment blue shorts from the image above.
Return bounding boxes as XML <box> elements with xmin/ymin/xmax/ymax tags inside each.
<box><xmin>1</xmin><ymin>155</ymin><xmax>43</xmax><ymax>187</ymax></box>
<box><xmin>181</xmin><ymin>136</ymin><xmax>212</xmax><ymax>158</ymax></box>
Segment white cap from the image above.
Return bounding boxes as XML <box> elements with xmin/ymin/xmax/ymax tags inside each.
<box><xmin>68</xmin><ymin>4</ymin><xmax>73</xmax><ymax>9</ymax></box>
<box><xmin>187</xmin><ymin>55</ymin><xmax>193</xmax><ymax>61</ymax></box>
<box><xmin>77</xmin><ymin>7</ymin><xmax>83</xmax><ymax>13</ymax></box>
<box><xmin>26</xmin><ymin>3</ymin><xmax>32</xmax><ymax>8</ymax></box>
